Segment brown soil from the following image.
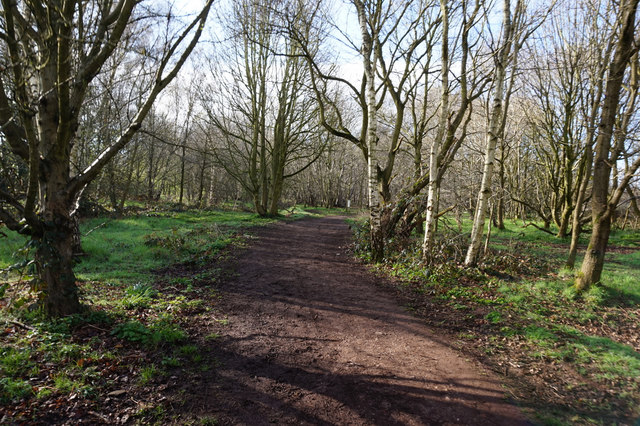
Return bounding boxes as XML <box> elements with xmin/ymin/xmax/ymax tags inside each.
<box><xmin>181</xmin><ymin>216</ymin><xmax>531</xmax><ymax>425</ymax></box>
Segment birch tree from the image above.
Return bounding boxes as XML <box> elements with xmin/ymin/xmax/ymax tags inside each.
<box><xmin>294</xmin><ymin>0</ymin><xmax>439</xmax><ymax>261</ymax></box>
<box><xmin>0</xmin><ymin>0</ymin><xmax>213</xmax><ymax>316</ymax></box>
<box><xmin>464</xmin><ymin>0</ymin><xmax>543</xmax><ymax>266</ymax></box>
<box><xmin>421</xmin><ymin>0</ymin><xmax>486</xmax><ymax>259</ymax></box>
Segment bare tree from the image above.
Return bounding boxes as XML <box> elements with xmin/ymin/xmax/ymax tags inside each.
<box><xmin>421</xmin><ymin>0</ymin><xmax>487</xmax><ymax>259</ymax></box>
<box><xmin>0</xmin><ymin>0</ymin><xmax>213</xmax><ymax>316</ymax></box>
<box><xmin>200</xmin><ymin>0</ymin><xmax>322</xmax><ymax>216</ymax></box>
<box><xmin>294</xmin><ymin>0</ymin><xmax>440</xmax><ymax>261</ymax></box>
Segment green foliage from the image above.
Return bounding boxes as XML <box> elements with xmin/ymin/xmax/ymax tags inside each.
<box><xmin>139</xmin><ymin>364</ymin><xmax>160</xmax><ymax>384</ymax></box>
<box><xmin>348</xmin><ymin>218</ymin><xmax>372</xmax><ymax>260</ymax></box>
<box><xmin>522</xmin><ymin>325</ymin><xmax>557</xmax><ymax>345</ymax></box>
<box><xmin>486</xmin><ymin>311</ymin><xmax>502</xmax><ymax>324</ymax></box>
<box><xmin>51</xmin><ymin>370</ymin><xmax>96</xmax><ymax>397</ymax></box>
<box><xmin>0</xmin><ymin>377</ymin><xmax>33</xmax><ymax>403</ymax></box>
<box><xmin>0</xmin><ymin>346</ymin><xmax>36</xmax><ymax>377</ymax></box>
<box><xmin>111</xmin><ymin>320</ymin><xmax>152</xmax><ymax>343</ymax></box>
<box><xmin>121</xmin><ymin>283</ymin><xmax>158</xmax><ymax>309</ymax></box>
<box><xmin>111</xmin><ymin>318</ymin><xmax>186</xmax><ymax>347</ymax></box>
<box><xmin>74</xmin><ymin>209</ymin><xmax>276</xmax><ymax>285</ymax></box>
<box><xmin>52</xmin><ymin>372</ymin><xmax>75</xmax><ymax>393</ymax></box>
<box><xmin>178</xmin><ymin>344</ymin><xmax>198</xmax><ymax>356</ymax></box>
<box><xmin>0</xmin><ymin>230</ymin><xmax>29</xmax><ymax>270</ymax></box>
<box><xmin>26</xmin><ymin>309</ymin><xmax>114</xmax><ymax>336</ymax></box>
<box><xmin>161</xmin><ymin>356</ymin><xmax>181</xmax><ymax>368</ymax></box>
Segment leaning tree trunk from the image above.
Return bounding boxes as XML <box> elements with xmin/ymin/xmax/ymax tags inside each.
<box><xmin>566</xmin><ymin>143</ymin><xmax>592</xmax><ymax>269</ymax></box>
<box><xmin>465</xmin><ymin>0</ymin><xmax>517</xmax><ymax>266</ymax></box>
<box><xmin>576</xmin><ymin>0</ymin><xmax>638</xmax><ymax>291</ymax></box>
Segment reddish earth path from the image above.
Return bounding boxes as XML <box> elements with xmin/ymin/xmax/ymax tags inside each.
<box><xmin>193</xmin><ymin>216</ymin><xmax>530</xmax><ymax>425</ymax></box>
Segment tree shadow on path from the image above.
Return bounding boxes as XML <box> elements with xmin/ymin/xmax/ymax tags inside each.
<box><xmin>169</xmin><ymin>216</ymin><xmax>537</xmax><ymax>425</ymax></box>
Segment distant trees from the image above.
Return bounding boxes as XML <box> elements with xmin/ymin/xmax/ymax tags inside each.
<box><xmin>0</xmin><ymin>0</ymin><xmax>212</xmax><ymax>316</ymax></box>
<box><xmin>199</xmin><ymin>0</ymin><xmax>325</xmax><ymax>216</ymax></box>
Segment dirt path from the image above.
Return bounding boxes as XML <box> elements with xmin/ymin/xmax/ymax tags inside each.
<box><xmin>191</xmin><ymin>216</ymin><xmax>530</xmax><ymax>425</ymax></box>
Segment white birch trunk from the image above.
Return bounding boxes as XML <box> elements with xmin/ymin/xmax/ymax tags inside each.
<box><xmin>422</xmin><ymin>0</ymin><xmax>449</xmax><ymax>260</ymax></box>
<box><xmin>354</xmin><ymin>0</ymin><xmax>383</xmax><ymax>261</ymax></box>
<box><xmin>464</xmin><ymin>0</ymin><xmax>513</xmax><ymax>266</ymax></box>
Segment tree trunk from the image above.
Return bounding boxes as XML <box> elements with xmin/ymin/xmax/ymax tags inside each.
<box><xmin>71</xmin><ymin>214</ymin><xmax>84</xmax><ymax>256</ymax></box>
<box><xmin>628</xmin><ymin>186</ymin><xmax>640</xmax><ymax>217</ymax></box>
<box><xmin>197</xmin><ymin>155</ymin><xmax>207</xmax><ymax>206</ymax></box>
<box><xmin>253</xmin><ymin>192</ymin><xmax>267</xmax><ymax>216</ymax></box>
<box><xmin>576</xmin><ymin>212</ymin><xmax>612</xmax><ymax>291</ymax></box>
<box><xmin>269</xmin><ymin>177</ymin><xmax>284</xmax><ymax>216</ymax></box>
<box><xmin>497</xmin><ymin>140</ymin><xmax>506</xmax><ymax>230</ymax></box>
<box><xmin>354</xmin><ymin>0</ymin><xmax>383</xmax><ymax>262</ymax></box>
<box><xmin>566</xmin><ymin>143</ymin><xmax>592</xmax><ymax>269</ymax></box>
<box><xmin>465</xmin><ymin>0</ymin><xmax>515</xmax><ymax>266</ymax></box>
<box><xmin>36</xmin><ymin>225</ymin><xmax>81</xmax><ymax>316</ymax></box>
<box><xmin>179</xmin><ymin>143</ymin><xmax>186</xmax><ymax>206</ymax></box>
<box><xmin>556</xmin><ymin>204</ymin><xmax>572</xmax><ymax>238</ymax></box>
<box><xmin>36</xmin><ymin>164</ymin><xmax>82</xmax><ymax>316</ymax></box>
<box><xmin>422</xmin><ymin>0</ymin><xmax>449</xmax><ymax>260</ymax></box>
<box><xmin>576</xmin><ymin>0</ymin><xmax>638</xmax><ymax>290</ymax></box>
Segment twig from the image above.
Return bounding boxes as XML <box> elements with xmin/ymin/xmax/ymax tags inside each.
<box><xmin>3</xmin><ymin>320</ymin><xmax>35</xmax><ymax>331</ymax></box>
<box><xmin>435</xmin><ymin>205</ymin><xmax>456</xmax><ymax>219</ymax></box>
<box><xmin>523</xmin><ymin>222</ymin><xmax>555</xmax><ymax>235</ymax></box>
<box><xmin>83</xmin><ymin>221</ymin><xmax>110</xmax><ymax>237</ymax></box>
<box><xmin>85</xmin><ymin>323</ymin><xmax>110</xmax><ymax>333</ymax></box>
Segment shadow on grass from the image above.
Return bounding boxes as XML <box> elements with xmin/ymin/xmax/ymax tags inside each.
<box><xmin>599</xmin><ymin>285</ymin><xmax>640</xmax><ymax>307</ymax></box>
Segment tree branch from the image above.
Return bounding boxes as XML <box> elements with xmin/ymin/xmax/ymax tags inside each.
<box><xmin>68</xmin><ymin>0</ymin><xmax>213</xmax><ymax>196</ymax></box>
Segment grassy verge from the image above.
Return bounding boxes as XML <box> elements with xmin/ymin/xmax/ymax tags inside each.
<box><xmin>0</xmin><ymin>205</ymin><xmax>320</xmax><ymax>423</ymax></box>
<box><xmin>352</xmin><ymin>217</ymin><xmax>640</xmax><ymax>425</ymax></box>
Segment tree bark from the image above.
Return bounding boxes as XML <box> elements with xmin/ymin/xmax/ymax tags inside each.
<box><xmin>465</xmin><ymin>0</ymin><xmax>515</xmax><ymax>266</ymax></box>
<box><xmin>566</xmin><ymin>143</ymin><xmax>593</xmax><ymax>269</ymax></box>
<box><xmin>576</xmin><ymin>0</ymin><xmax>638</xmax><ymax>291</ymax></box>
<box><xmin>422</xmin><ymin>0</ymin><xmax>449</xmax><ymax>260</ymax></box>
<box><xmin>35</xmin><ymin>160</ymin><xmax>82</xmax><ymax>316</ymax></box>
<box><xmin>354</xmin><ymin>0</ymin><xmax>383</xmax><ymax>262</ymax></box>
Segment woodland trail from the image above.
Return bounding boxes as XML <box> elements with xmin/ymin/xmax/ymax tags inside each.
<box><xmin>187</xmin><ymin>216</ymin><xmax>531</xmax><ymax>425</ymax></box>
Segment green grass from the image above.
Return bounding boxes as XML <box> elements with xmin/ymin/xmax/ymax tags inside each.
<box><xmin>0</xmin><ymin>377</ymin><xmax>33</xmax><ymax>403</ymax></box>
<box><xmin>0</xmin><ymin>231</ymin><xmax>29</xmax><ymax>270</ymax></box>
<box><xmin>76</xmin><ymin>210</ymin><xmax>278</xmax><ymax>285</ymax></box>
<box><xmin>139</xmin><ymin>364</ymin><xmax>161</xmax><ymax>385</ymax></box>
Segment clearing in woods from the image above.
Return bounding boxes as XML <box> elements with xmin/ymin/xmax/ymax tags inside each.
<box><xmin>181</xmin><ymin>216</ymin><xmax>530</xmax><ymax>425</ymax></box>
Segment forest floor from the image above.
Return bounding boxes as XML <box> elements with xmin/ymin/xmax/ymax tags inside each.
<box><xmin>162</xmin><ymin>215</ymin><xmax>530</xmax><ymax>425</ymax></box>
<box><xmin>2</xmin><ymin>212</ymin><xmax>638</xmax><ymax>424</ymax></box>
